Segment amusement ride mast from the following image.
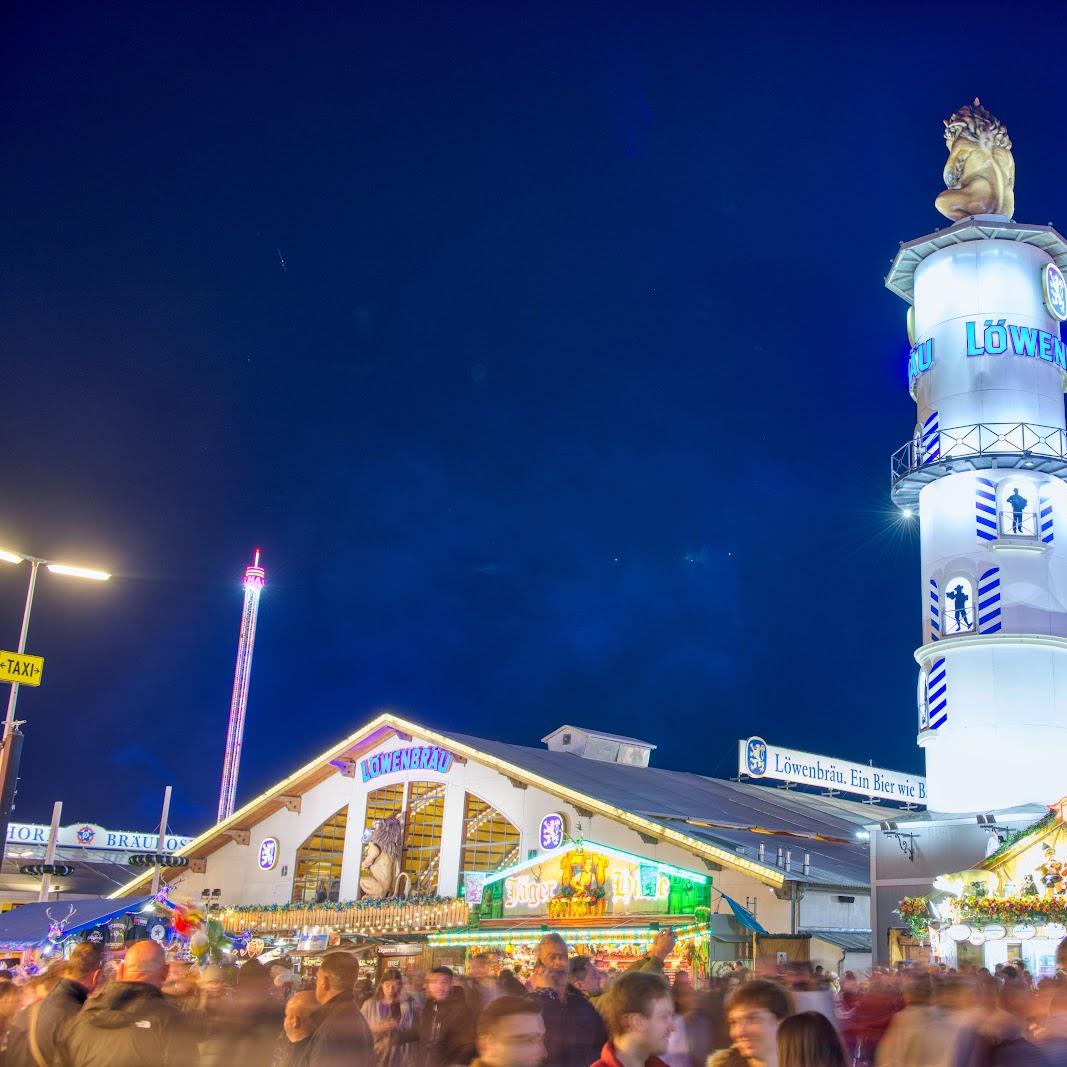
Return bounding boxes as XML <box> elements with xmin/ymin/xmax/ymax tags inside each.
<box><xmin>217</xmin><ymin>549</ymin><xmax>265</xmax><ymax>823</ymax></box>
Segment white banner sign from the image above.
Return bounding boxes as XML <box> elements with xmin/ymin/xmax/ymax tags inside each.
<box><xmin>6</xmin><ymin>822</ymin><xmax>192</xmax><ymax>852</ymax></box>
<box><xmin>738</xmin><ymin>737</ymin><xmax>926</xmax><ymax>804</ymax></box>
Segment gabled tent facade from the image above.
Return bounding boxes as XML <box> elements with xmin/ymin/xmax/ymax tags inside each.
<box><xmin>114</xmin><ymin>713</ymin><xmax>880</xmax><ymax>970</ymax></box>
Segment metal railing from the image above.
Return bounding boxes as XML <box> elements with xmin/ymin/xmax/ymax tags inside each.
<box><xmin>892</xmin><ymin>422</ymin><xmax>1067</xmax><ymax>485</ymax></box>
<box><xmin>998</xmin><ymin>509</ymin><xmax>1039</xmax><ymax>538</ymax></box>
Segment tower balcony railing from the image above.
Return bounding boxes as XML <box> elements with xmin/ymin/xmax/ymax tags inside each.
<box><xmin>891</xmin><ymin>422</ymin><xmax>1067</xmax><ymax>502</ymax></box>
<box><xmin>998</xmin><ymin>509</ymin><xmax>1039</xmax><ymax>538</ymax></box>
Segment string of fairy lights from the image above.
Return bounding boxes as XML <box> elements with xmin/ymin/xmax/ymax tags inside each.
<box><xmin>426</xmin><ymin>920</ymin><xmax>710</xmax><ymax>949</ymax></box>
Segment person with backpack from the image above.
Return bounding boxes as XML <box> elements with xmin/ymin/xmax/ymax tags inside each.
<box><xmin>55</xmin><ymin>940</ymin><xmax>197</xmax><ymax>1067</ymax></box>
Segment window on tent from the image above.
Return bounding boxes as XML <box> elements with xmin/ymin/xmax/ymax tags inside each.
<box><xmin>291</xmin><ymin>806</ymin><xmax>348</xmax><ymax>904</ymax></box>
<box><xmin>460</xmin><ymin>793</ymin><xmax>521</xmax><ymax>882</ymax></box>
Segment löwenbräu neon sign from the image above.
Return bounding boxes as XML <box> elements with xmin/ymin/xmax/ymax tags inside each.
<box><xmin>360</xmin><ymin>745</ymin><xmax>455</xmax><ymax>782</ymax></box>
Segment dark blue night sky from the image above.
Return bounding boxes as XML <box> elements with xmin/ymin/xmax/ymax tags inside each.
<box><xmin>2</xmin><ymin>4</ymin><xmax>1061</xmax><ymax>833</ymax></box>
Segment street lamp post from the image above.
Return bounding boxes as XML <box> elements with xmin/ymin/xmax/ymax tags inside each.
<box><xmin>0</xmin><ymin>550</ymin><xmax>110</xmax><ymax>872</ymax></box>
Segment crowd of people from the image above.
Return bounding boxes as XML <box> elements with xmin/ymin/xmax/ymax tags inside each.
<box><xmin>2</xmin><ymin>930</ymin><xmax>1067</xmax><ymax>1067</ymax></box>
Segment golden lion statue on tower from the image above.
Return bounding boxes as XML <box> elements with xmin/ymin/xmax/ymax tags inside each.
<box><xmin>935</xmin><ymin>98</ymin><xmax>1014</xmax><ymax>221</ymax></box>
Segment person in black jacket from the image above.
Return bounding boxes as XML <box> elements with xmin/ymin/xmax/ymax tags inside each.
<box><xmin>55</xmin><ymin>940</ymin><xmax>198</xmax><ymax>1067</ymax></box>
<box><xmin>419</xmin><ymin>967</ymin><xmax>475</xmax><ymax>1067</ymax></box>
<box><xmin>529</xmin><ymin>934</ymin><xmax>608</xmax><ymax>1067</ymax></box>
<box><xmin>7</xmin><ymin>943</ymin><xmax>103</xmax><ymax>1067</ymax></box>
<box><xmin>305</xmin><ymin>952</ymin><xmax>374</xmax><ymax>1067</ymax></box>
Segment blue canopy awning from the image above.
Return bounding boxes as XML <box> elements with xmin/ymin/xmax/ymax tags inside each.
<box><xmin>0</xmin><ymin>896</ymin><xmax>151</xmax><ymax>950</ymax></box>
<box><xmin>722</xmin><ymin>893</ymin><xmax>767</xmax><ymax>935</ymax></box>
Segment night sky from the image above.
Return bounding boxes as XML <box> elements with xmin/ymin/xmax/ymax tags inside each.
<box><xmin>2</xmin><ymin>4</ymin><xmax>1062</xmax><ymax>835</ymax></box>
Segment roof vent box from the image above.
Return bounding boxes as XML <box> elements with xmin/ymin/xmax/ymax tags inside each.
<box><xmin>541</xmin><ymin>725</ymin><xmax>656</xmax><ymax>767</ymax></box>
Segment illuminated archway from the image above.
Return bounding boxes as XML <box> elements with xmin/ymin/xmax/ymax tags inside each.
<box><xmin>363</xmin><ymin>781</ymin><xmax>446</xmax><ymax>894</ymax></box>
<box><xmin>291</xmin><ymin>806</ymin><xmax>348</xmax><ymax>903</ymax></box>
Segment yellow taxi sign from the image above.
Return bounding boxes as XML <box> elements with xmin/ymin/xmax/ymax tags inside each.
<box><xmin>0</xmin><ymin>651</ymin><xmax>43</xmax><ymax>687</ymax></box>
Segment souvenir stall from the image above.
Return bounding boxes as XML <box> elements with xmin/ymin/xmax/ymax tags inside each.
<box><xmin>0</xmin><ymin>895</ymin><xmax>158</xmax><ymax>972</ymax></box>
<box><xmin>431</xmin><ymin>841</ymin><xmax>714</xmax><ymax>981</ymax></box>
<box><xmin>896</xmin><ymin>800</ymin><xmax>1067</xmax><ymax>976</ymax></box>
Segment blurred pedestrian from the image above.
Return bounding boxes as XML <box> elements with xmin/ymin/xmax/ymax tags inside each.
<box><xmin>361</xmin><ymin>968</ymin><xmax>418</xmax><ymax>1067</ymax></box>
<box><xmin>498</xmin><ymin>969</ymin><xmax>526</xmax><ymax>997</ymax></box>
<box><xmin>777</xmin><ymin>1011</ymin><xmax>848</xmax><ymax>1067</ymax></box>
<box><xmin>875</xmin><ymin>972</ymin><xmax>959</xmax><ymax>1067</ymax></box>
<box><xmin>529</xmin><ymin>933</ymin><xmax>607</xmax><ymax>1067</ymax></box>
<box><xmin>417</xmin><ymin>966</ymin><xmax>474</xmax><ymax>1067</ymax></box>
<box><xmin>472</xmin><ymin>996</ymin><xmax>546</xmax><ymax>1067</ymax></box>
<box><xmin>467</xmin><ymin>955</ymin><xmax>501</xmax><ymax>1014</ymax></box>
<box><xmin>6</xmin><ymin>943</ymin><xmax>103</xmax><ymax>1067</ymax></box>
<box><xmin>0</xmin><ymin>979</ymin><xmax>23</xmax><ymax>1054</ymax></box>
<box><xmin>710</xmin><ymin>978</ymin><xmax>791</xmax><ymax>1067</ymax></box>
<box><xmin>662</xmin><ymin>972</ymin><xmax>695</xmax><ymax>1067</ymax></box>
<box><xmin>56</xmin><ymin>940</ymin><xmax>198</xmax><ymax>1067</ymax></box>
<box><xmin>279</xmin><ymin>990</ymin><xmax>319</xmax><ymax>1067</ymax></box>
<box><xmin>229</xmin><ymin>958</ymin><xmax>284</xmax><ymax>1063</ymax></box>
<box><xmin>305</xmin><ymin>952</ymin><xmax>374</xmax><ymax>1067</ymax></box>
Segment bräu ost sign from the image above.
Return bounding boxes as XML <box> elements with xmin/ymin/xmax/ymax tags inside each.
<box><xmin>5</xmin><ymin>823</ymin><xmax>192</xmax><ymax>852</ymax></box>
<box><xmin>360</xmin><ymin>745</ymin><xmax>455</xmax><ymax>782</ymax></box>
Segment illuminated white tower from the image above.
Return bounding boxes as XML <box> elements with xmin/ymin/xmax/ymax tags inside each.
<box><xmin>888</xmin><ymin>104</ymin><xmax>1067</xmax><ymax>812</ymax></box>
<box><xmin>217</xmin><ymin>549</ymin><xmax>266</xmax><ymax>823</ymax></box>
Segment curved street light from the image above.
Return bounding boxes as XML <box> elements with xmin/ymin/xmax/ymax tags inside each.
<box><xmin>0</xmin><ymin>549</ymin><xmax>111</xmax><ymax>871</ymax></box>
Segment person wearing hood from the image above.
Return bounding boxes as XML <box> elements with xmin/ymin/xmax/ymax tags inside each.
<box><xmin>55</xmin><ymin>940</ymin><xmax>198</xmax><ymax>1067</ymax></box>
<box><xmin>6</xmin><ymin>943</ymin><xmax>103</xmax><ymax>1067</ymax></box>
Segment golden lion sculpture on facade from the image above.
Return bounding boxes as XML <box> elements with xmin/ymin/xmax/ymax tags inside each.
<box><xmin>935</xmin><ymin>98</ymin><xmax>1014</xmax><ymax>221</ymax></box>
<box><xmin>359</xmin><ymin>814</ymin><xmax>404</xmax><ymax>898</ymax></box>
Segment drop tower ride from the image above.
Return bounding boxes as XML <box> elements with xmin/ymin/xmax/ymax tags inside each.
<box><xmin>217</xmin><ymin>549</ymin><xmax>265</xmax><ymax>823</ymax></box>
<box><xmin>888</xmin><ymin>100</ymin><xmax>1067</xmax><ymax>812</ymax></box>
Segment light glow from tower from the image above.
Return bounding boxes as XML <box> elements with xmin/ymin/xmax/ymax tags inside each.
<box><xmin>217</xmin><ymin>549</ymin><xmax>265</xmax><ymax>823</ymax></box>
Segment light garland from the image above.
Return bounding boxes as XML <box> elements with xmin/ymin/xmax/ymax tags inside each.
<box><xmin>219</xmin><ymin>897</ymin><xmax>469</xmax><ymax>935</ymax></box>
<box><xmin>427</xmin><ymin>921</ymin><xmax>709</xmax><ymax>948</ymax></box>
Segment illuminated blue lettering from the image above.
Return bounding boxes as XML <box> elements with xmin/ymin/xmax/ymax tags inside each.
<box><xmin>917</xmin><ymin>339</ymin><xmax>933</xmax><ymax>372</ymax></box>
<box><xmin>907</xmin><ymin>339</ymin><xmax>934</xmax><ymax>386</ymax></box>
<box><xmin>964</xmin><ymin>321</ymin><xmax>1067</xmax><ymax>369</ymax></box>
<box><xmin>1009</xmin><ymin>325</ymin><xmax>1038</xmax><ymax>356</ymax></box>
<box><xmin>985</xmin><ymin>320</ymin><xmax>1007</xmax><ymax>354</ymax></box>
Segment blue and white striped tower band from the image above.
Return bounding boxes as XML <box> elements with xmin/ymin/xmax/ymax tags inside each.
<box><xmin>921</xmin><ymin>410</ymin><xmax>940</xmax><ymax>465</ymax></box>
<box><xmin>977</xmin><ymin>567</ymin><xmax>1002</xmax><ymax>635</ymax></box>
<box><xmin>926</xmin><ymin>657</ymin><xmax>947</xmax><ymax>731</ymax></box>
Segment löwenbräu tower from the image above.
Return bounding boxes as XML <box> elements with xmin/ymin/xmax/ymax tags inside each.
<box><xmin>888</xmin><ymin>100</ymin><xmax>1067</xmax><ymax>812</ymax></box>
